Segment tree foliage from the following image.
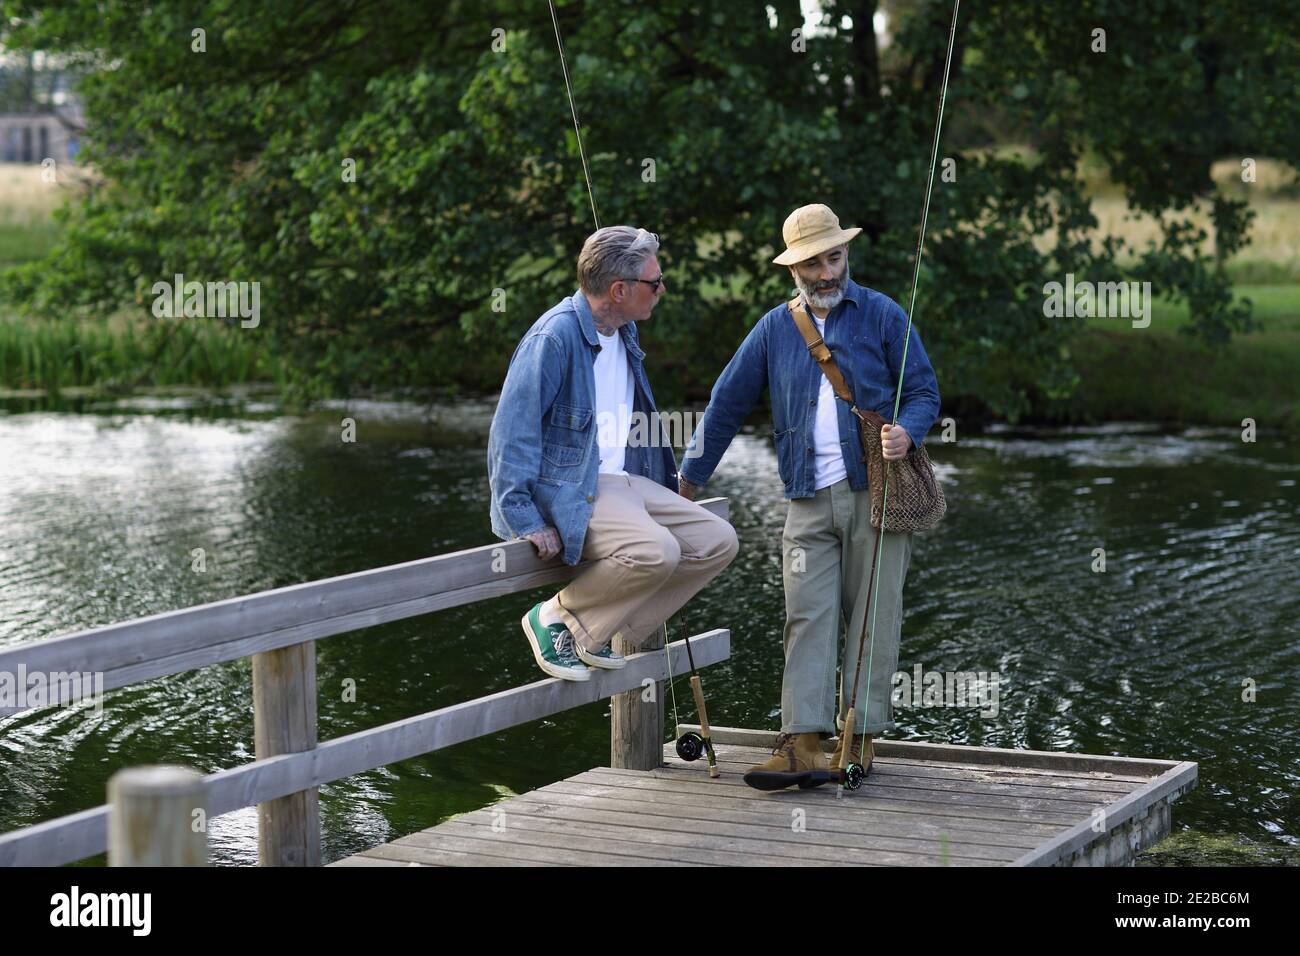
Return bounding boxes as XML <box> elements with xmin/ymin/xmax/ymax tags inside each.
<box><xmin>3</xmin><ymin>0</ymin><xmax>1296</xmax><ymax>416</ymax></box>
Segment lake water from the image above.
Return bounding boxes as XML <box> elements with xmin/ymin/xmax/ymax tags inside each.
<box><xmin>0</xmin><ymin>395</ymin><xmax>1296</xmax><ymax>866</ymax></box>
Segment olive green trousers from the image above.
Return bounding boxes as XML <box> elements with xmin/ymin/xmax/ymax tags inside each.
<box><xmin>780</xmin><ymin>477</ymin><xmax>913</xmax><ymax>735</ymax></box>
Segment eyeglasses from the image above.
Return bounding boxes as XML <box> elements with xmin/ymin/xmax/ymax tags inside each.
<box><xmin>624</xmin><ymin>275</ymin><xmax>665</xmax><ymax>293</ymax></box>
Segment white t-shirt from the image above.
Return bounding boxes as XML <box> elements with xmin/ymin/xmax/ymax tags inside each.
<box><xmin>593</xmin><ymin>327</ymin><xmax>635</xmax><ymax>475</ymax></box>
<box><xmin>811</xmin><ymin>313</ymin><xmax>848</xmax><ymax>490</ymax></box>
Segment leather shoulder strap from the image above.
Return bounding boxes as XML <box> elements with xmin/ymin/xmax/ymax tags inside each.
<box><xmin>787</xmin><ymin>295</ymin><xmax>856</xmax><ymax>407</ymax></box>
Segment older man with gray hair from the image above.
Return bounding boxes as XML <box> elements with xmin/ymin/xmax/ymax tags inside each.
<box><xmin>488</xmin><ymin>226</ymin><xmax>739</xmax><ymax>681</ymax></box>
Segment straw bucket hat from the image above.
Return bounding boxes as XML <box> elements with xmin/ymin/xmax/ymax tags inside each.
<box><xmin>772</xmin><ymin>203</ymin><xmax>862</xmax><ymax>266</ymax></box>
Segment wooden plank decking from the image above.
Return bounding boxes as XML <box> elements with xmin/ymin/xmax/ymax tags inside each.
<box><xmin>333</xmin><ymin>727</ymin><xmax>1198</xmax><ymax>867</ymax></box>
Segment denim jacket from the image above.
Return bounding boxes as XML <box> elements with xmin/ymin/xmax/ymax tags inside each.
<box><xmin>678</xmin><ymin>278</ymin><xmax>941</xmax><ymax>498</ymax></box>
<box><xmin>487</xmin><ymin>289</ymin><xmax>679</xmax><ymax>565</ymax></box>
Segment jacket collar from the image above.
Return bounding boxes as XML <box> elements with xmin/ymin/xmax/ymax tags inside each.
<box><xmin>573</xmin><ymin>289</ymin><xmax>600</xmax><ymax>348</ymax></box>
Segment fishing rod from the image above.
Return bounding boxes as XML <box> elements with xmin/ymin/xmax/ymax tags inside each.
<box><xmin>665</xmin><ymin>617</ymin><xmax>720</xmax><ymax>776</ymax></box>
<box><xmin>545</xmin><ymin>0</ymin><xmax>722</xmax><ymax>777</ymax></box>
<box><xmin>835</xmin><ymin>0</ymin><xmax>961</xmax><ymax>796</ymax></box>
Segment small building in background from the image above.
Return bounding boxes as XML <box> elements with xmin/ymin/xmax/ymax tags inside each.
<box><xmin>0</xmin><ymin>108</ymin><xmax>80</xmax><ymax>163</ymax></box>
<box><xmin>0</xmin><ymin>71</ymin><xmax>85</xmax><ymax>163</ymax></box>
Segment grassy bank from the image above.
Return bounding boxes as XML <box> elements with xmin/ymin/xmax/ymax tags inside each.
<box><xmin>0</xmin><ymin>165</ymin><xmax>294</xmax><ymax>394</ymax></box>
<box><xmin>1038</xmin><ymin>284</ymin><xmax>1300</xmax><ymax>431</ymax></box>
<box><xmin>0</xmin><ymin>162</ymin><xmax>70</xmax><ymax>267</ymax></box>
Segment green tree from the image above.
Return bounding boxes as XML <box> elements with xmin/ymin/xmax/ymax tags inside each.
<box><xmin>2</xmin><ymin>0</ymin><xmax>1295</xmax><ymax>417</ymax></box>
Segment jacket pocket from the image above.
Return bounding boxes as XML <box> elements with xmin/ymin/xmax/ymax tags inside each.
<box><xmin>549</xmin><ymin>402</ymin><xmax>592</xmax><ymax>431</ymax></box>
<box><xmin>542</xmin><ymin>402</ymin><xmax>592</xmax><ymax>470</ymax></box>
<box><xmin>541</xmin><ymin>442</ymin><xmax>584</xmax><ymax>467</ymax></box>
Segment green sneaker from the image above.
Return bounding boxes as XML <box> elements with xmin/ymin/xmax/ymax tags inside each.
<box><xmin>521</xmin><ymin>603</ymin><xmax>590</xmax><ymax>681</ymax></box>
<box><xmin>574</xmin><ymin>640</ymin><xmax>626</xmax><ymax>670</ymax></box>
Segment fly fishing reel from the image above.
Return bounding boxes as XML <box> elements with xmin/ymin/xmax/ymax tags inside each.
<box><xmin>841</xmin><ymin>762</ymin><xmax>866</xmax><ymax>791</ymax></box>
<box><xmin>675</xmin><ymin>731</ymin><xmax>707</xmax><ymax>761</ymax></box>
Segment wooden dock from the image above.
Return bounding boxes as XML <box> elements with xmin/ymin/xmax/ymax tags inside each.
<box><xmin>333</xmin><ymin>727</ymin><xmax>1198</xmax><ymax>868</ymax></box>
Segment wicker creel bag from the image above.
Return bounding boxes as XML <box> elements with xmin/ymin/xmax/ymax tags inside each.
<box><xmin>788</xmin><ymin>296</ymin><xmax>946</xmax><ymax>533</ymax></box>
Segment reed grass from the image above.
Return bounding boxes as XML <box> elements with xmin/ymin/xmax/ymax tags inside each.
<box><xmin>0</xmin><ymin>313</ymin><xmax>288</xmax><ymax>393</ymax></box>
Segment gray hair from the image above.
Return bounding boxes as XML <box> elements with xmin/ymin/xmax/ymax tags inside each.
<box><xmin>577</xmin><ymin>226</ymin><xmax>660</xmax><ymax>296</ymax></box>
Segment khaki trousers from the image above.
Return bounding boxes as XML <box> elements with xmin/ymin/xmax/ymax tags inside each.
<box><xmin>555</xmin><ymin>473</ymin><xmax>739</xmax><ymax>652</ymax></box>
<box><xmin>781</xmin><ymin>477</ymin><xmax>912</xmax><ymax>735</ymax></box>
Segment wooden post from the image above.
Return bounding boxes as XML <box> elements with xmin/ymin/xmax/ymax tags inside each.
<box><xmin>252</xmin><ymin>640</ymin><xmax>319</xmax><ymax>866</ymax></box>
<box><xmin>108</xmin><ymin>766</ymin><xmax>207</xmax><ymax>866</ymax></box>
<box><xmin>610</xmin><ymin>625</ymin><xmax>665</xmax><ymax>770</ymax></box>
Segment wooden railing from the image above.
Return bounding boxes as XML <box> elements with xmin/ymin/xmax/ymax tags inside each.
<box><xmin>0</xmin><ymin>498</ymin><xmax>732</xmax><ymax>866</ymax></box>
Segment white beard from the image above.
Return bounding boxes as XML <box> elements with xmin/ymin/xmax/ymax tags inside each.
<box><xmin>795</xmin><ymin>262</ymin><xmax>850</xmax><ymax>311</ymax></box>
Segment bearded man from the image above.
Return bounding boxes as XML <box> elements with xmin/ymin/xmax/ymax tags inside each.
<box><xmin>677</xmin><ymin>203</ymin><xmax>940</xmax><ymax>790</ymax></box>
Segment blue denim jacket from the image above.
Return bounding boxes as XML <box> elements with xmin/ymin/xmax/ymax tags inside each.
<box><xmin>678</xmin><ymin>278</ymin><xmax>941</xmax><ymax>498</ymax></box>
<box><xmin>487</xmin><ymin>289</ymin><xmax>679</xmax><ymax>565</ymax></box>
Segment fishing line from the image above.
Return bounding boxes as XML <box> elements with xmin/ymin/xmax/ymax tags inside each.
<box><xmin>547</xmin><ymin>0</ymin><xmax>601</xmax><ymax>229</ymax></box>
<box><xmin>662</xmin><ymin>620</ymin><xmax>682</xmax><ymax>735</ymax></box>
<box><xmin>839</xmin><ymin>0</ymin><xmax>961</xmax><ymax>795</ymax></box>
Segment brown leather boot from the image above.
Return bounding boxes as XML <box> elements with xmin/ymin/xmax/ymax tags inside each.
<box><xmin>828</xmin><ymin>733</ymin><xmax>874</xmax><ymax>776</ymax></box>
<box><xmin>743</xmin><ymin>732</ymin><xmax>831</xmax><ymax>791</ymax></box>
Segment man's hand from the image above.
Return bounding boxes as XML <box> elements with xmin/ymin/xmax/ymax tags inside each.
<box><xmin>524</xmin><ymin>526</ymin><xmax>562</xmax><ymax>560</ymax></box>
<box><xmin>677</xmin><ymin>474</ymin><xmax>699</xmax><ymax>501</ymax></box>
<box><xmin>880</xmin><ymin>423</ymin><xmax>912</xmax><ymax>461</ymax></box>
